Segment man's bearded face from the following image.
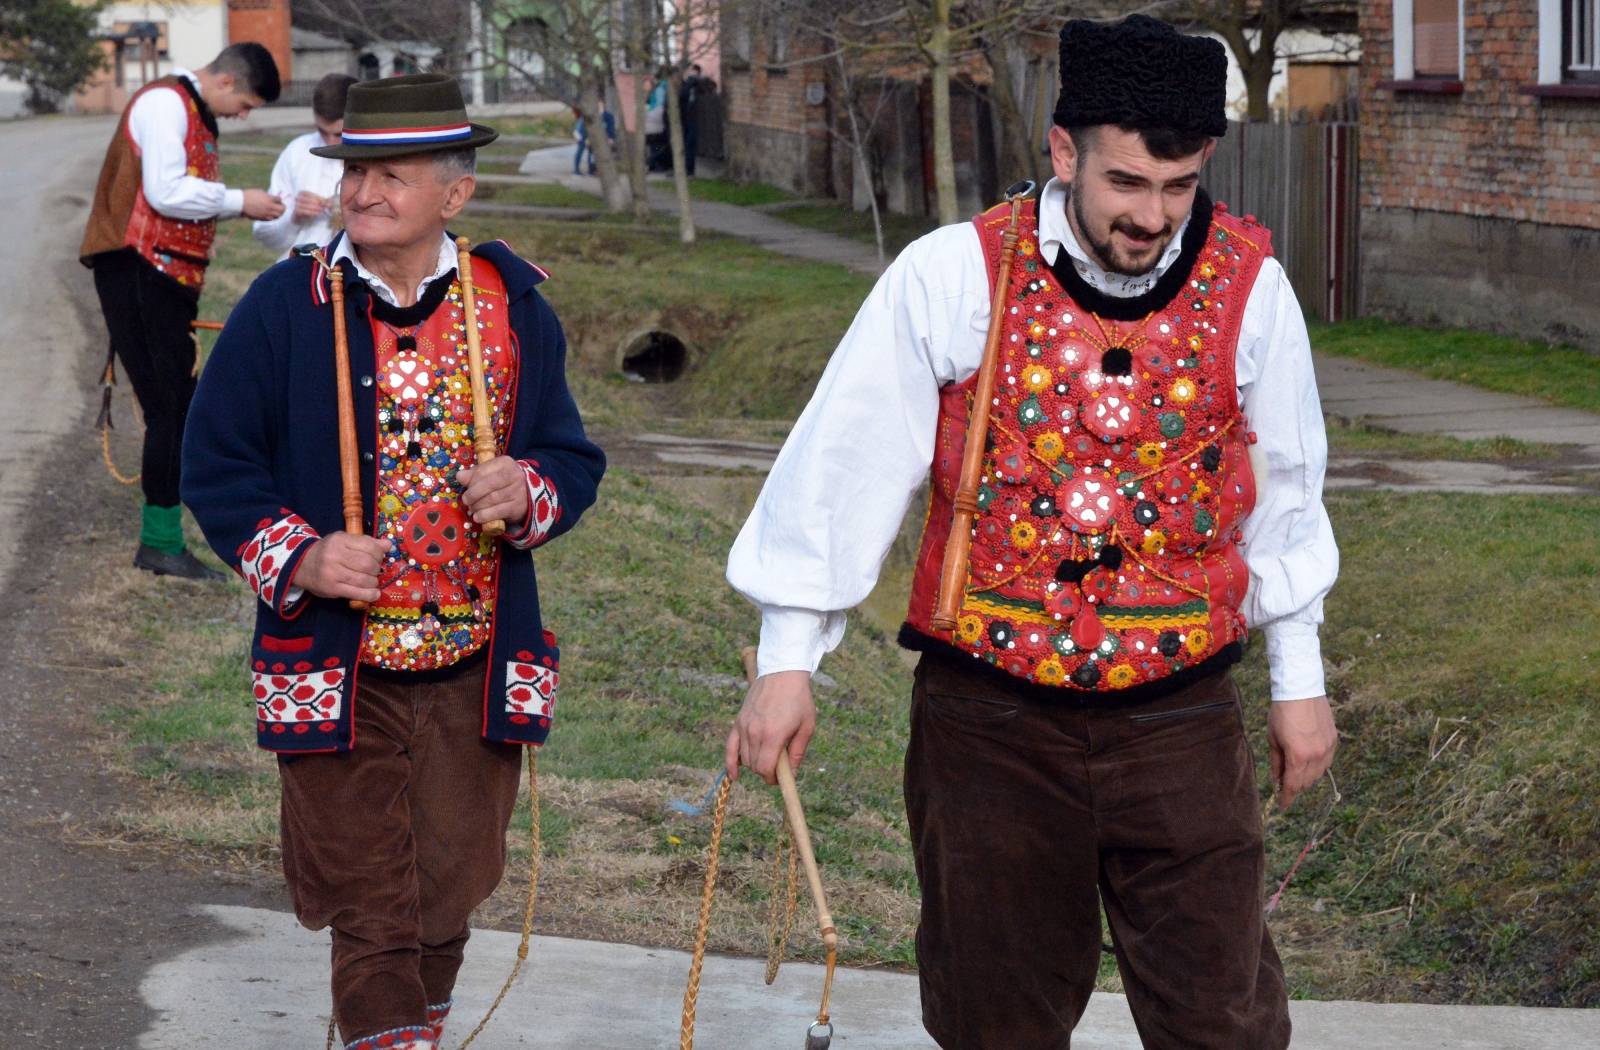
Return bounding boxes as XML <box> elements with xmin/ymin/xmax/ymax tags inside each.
<box><xmin>1055</xmin><ymin>125</ymin><xmax>1210</xmax><ymax>277</ymax></box>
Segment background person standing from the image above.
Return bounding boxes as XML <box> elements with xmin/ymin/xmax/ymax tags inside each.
<box><xmin>252</xmin><ymin>72</ymin><xmax>357</xmax><ymax>256</ymax></box>
<box><xmin>79</xmin><ymin>42</ymin><xmax>284</xmax><ymax>580</ymax></box>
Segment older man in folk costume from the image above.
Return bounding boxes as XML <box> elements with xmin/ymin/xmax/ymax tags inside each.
<box><xmin>81</xmin><ymin>42</ymin><xmax>286</xmax><ymax>580</ymax></box>
<box><xmin>726</xmin><ymin>16</ymin><xmax>1338</xmax><ymax>1049</ymax></box>
<box><xmin>182</xmin><ymin>75</ymin><xmax>605</xmax><ymax>1050</ymax></box>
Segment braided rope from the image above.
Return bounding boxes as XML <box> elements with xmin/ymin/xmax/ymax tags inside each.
<box><xmin>98</xmin><ymin>328</ymin><xmax>203</xmax><ymax>488</ymax></box>
<box><xmin>456</xmin><ymin>750</ymin><xmax>542</xmax><ymax>1049</ymax></box>
<box><xmin>99</xmin><ymin>359</ymin><xmax>143</xmax><ymax>486</ymax></box>
<box><xmin>763</xmin><ymin>816</ymin><xmax>800</xmax><ymax>986</ymax></box>
<box><xmin>679</xmin><ymin>772</ymin><xmax>734</xmax><ymax>1050</ymax></box>
<box><xmin>100</xmin><ymin>423</ymin><xmax>142</xmax><ymax>486</ymax></box>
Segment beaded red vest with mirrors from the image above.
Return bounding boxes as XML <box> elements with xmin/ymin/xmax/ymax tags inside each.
<box><xmin>124</xmin><ymin>77</ymin><xmax>219</xmax><ymax>288</ymax></box>
<box><xmin>903</xmin><ymin>196</ymin><xmax>1270</xmax><ymax>693</ymax></box>
<box><xmin>359</xmin><ymin>261</ymin><xmax>515</xmax><ymax>672</ymax></box>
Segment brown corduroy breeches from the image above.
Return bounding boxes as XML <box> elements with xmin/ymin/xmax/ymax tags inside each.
<box><xmin>905</xmin><ymin>651</ymin><xmax>1291</xmax><ymax>1050</ymax></box>
<box><xmin>277</xmin><ymin>659</ymin><xmax>524</xmax><ymax>1045</ymax></box>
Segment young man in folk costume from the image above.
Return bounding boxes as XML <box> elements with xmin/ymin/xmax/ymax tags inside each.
<box><xmin>81</xmin><ymin>42</ymin><xmax>286</xmax><ymax>580</ymax></box>
<box><xmin>182</xmin><ymin>74</ymin><xmax>605</xmax><ymax>1050</ymax></box>
<box><xmin>726</xmin><ymin>15</ymin><xmax>1337</xmax><ymax>1049</ymax></box>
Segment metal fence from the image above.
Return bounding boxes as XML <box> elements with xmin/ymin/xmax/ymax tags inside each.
<box><xmin>1202</xmin><ymin>121</ymin><xmax>1360</xmax><ymax>323</ymax></box>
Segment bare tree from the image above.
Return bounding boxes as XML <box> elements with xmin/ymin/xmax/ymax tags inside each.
<box><xmin>755</xmin><ymin>0</ymin><xmax>1090</xmax><ymax>225</ymax></box>
<box><xmin>1157</xmin><ymin>0</ymin><xmax>1358</xmax><ymax>121</ymax></box>
<box><xmin>828</xmin><ymin>51</ymin><xmax>899</xmax><ymax>265</ymax></box>
<box><xmin>654</xmin><ymin>0</ymin><xmax>723</xmax><ymax>244</ymax></box>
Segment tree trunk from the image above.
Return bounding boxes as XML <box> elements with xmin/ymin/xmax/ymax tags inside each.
<box><xmin>577</xmin><ymin>74</ymin><xmax>627</xmax><ymax>212</ymax></box>
<box><xmin>928</xmin><ymin>0</ymin><xmax>958</xmax><ymax>226</ymax></box>
<box><xmin>834</xmin><ymin>52</ymin><xmax>887</xmax><ymax>266</ymax></box>
<box><xmin>982</xmin><ymin>37</ymin><xmax>1035</xmax><ymax>192</ymax></box>
<box><xmin>1241</xmin><ymin>43</ymin><xmax>1276</xmax><ymax>122</ymax></box>
<box><xmin>625</xmin><ymin>2</ymin><xmax>653</xmax><ymax>223</ymax></box>
<box><xmin>664</xmin><ymin>68</ymin><xmax>696</xmax><ymax>244</ymax></box>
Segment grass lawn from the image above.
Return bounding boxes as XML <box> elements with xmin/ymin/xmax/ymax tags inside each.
<box><xmin>688</xmin><ymin>177</ymin><xmax>796</xmax><ymax>207</ymax></box>
<box><xmin>105</xmin><ymin>150</ymin><xmax>1596</xmax><ymax>1006</ymax></box>
<box><xmin>472</xmin><ymin>180</ymin><xmax>608</xmax><ymax>210</ymax></box>
<box><xmin>1323</xmin><ymin>416</ymin><xmax>1560</xmax><ymax>462</ymax></box>
<box><xmin>486</xmin><ymin>112</ymin><xmax>576</xmax><ymax>141</ymax></box>
<box><xmin>773</xmin><ymin>203</ymin><xmax>939</xmax><ymax>260</ymax></box>
<box><xmin>1311</xmin><ymin>318</ymin><xmax>1600</xmax><ymax>415</ymax></box>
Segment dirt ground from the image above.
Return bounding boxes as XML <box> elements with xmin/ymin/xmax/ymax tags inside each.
<box><xmin>0</xmin><ymin>417</ymin><xmax>290</xmax><ymax>1048</ymax></box>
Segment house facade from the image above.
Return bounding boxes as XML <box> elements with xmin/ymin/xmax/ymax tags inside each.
<box><xmin>1361</xmin><ymin>1</ymin><xmax>1600</xmax><ymax>348</ymax></box>
<box><xmin>721</xmin><ymin>9</ymin><xmax>1362</xmax><ymax>223</ymax></box>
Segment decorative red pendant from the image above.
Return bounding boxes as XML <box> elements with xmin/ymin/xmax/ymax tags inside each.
<box><xmin>383</xmin><ymin>351</ymin><xmax>435</xmax><ymax>406</ymax></box>
<box><xmin>1083</xmin><ymin>393</ymin><xmax>1135</xmax><ymax>442</ymax></box>
<box><xmin>1069</xmin><ymin>606</ymin><xmax>1106</xmax><ymax>651</ymax></box>
<box><xmin>400</xmin><ymin>501</ymin><xmax>468</xmax><ymax>566</ymax></box>
<box><xmin>1060</xmin><ymin>474</ymin><xmax>1122</xmax><ymax>533</ymax></box>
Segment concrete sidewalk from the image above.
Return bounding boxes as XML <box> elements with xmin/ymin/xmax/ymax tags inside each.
<box><xmin>141</xmin><ymin>905</ymin><xmax>1600</xmax><ymax>1049</ymax></box>
<box><xmin>1314</xmin><ymin>353</ymin><xmax>1600</xmax><ymax>457</ymax></box>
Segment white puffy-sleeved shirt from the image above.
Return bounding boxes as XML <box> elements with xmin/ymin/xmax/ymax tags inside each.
<box><xmin>127</xmin><ymin>69</ymin><xmax>244</xmax><ymax>221</ymax></box>
<box><xmin>252</xmin><ymin>131</ymin><xmax>344</xmax><ymax>254</ymax></box>
<box><xmin>726</xmin><ymin>177</ymin><xmax>1339</xmax><ymax>702</ymax></box>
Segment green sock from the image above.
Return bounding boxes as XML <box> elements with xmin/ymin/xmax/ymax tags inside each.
<box><xmin>140</xmin><ymin>502</ymin><xmax>186</xmax><ymax>556</ymax></box>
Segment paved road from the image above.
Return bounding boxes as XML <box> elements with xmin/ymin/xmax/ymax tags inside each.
<box><xmin>143</xmin><ymin>905</ymin><xmax>1600</xmax><ymax>1049</ymax></box>
<box><xmin>0</xmin><ymin>115</ymin><xmax>114</xmax><ymax>589</ymax></box>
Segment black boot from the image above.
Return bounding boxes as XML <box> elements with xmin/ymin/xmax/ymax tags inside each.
<box><xmin>132</xmin><ymin>545</ymin><xmax>227</xmax><ymax>582</ymax></box>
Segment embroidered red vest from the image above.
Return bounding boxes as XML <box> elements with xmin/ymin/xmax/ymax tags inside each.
<box><xmin>80</xmin><ymin>77</ymin><xmax>220</xmax><ymax>288</ymax></box>
<box><xmin>360</xmin><ymin>261</ymin><xmax>517</xmax><ymax>672</ymax></box>
<box><xmin>904</xmin><ymin>198</ymin><xmax>1270</xmax><ymax>692</ymax></box>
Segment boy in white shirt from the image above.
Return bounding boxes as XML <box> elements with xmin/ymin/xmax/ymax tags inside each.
<box><xmin>253</xmin><ymin>73</ymin><xmax>356</xmax><ymax>255</ymax></box>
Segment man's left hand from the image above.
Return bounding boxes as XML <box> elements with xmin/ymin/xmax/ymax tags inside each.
<box><xmin>458</xmin><ymin>458</ymin><xmax>528</xmax><ymax>527</ymax></box>
<box><xmin>292</xmin><ymin>191</ymin><xmax>329</xmax><ymax>222</ymax></box>
<box><xmin>1266</xmin><ymin>696</ymin><xmax>1337</xmax><ymax>812</ymax></box>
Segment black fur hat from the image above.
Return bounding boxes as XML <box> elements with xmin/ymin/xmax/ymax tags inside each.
<box><xmin>1053</xmin><ymin>15</ymin><xmax>1228</xmax><ymax>137</ymax></box>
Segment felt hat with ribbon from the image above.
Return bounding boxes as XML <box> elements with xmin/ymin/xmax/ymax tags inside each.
<box><xmin>310</xmin><ymin>73</ymin><xmax>499</xmax><ymax>159</ymax></box>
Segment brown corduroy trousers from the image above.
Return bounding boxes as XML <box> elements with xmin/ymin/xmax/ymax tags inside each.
<box><xmin>277</xmin><ymin>659</ymin><xmax>524</xmax><ymax>1045</ymax></box>
<box><xmin>905</xmin><ymin>651</ymin><xmax>1291</xmax><ymax>1050</ymax></box>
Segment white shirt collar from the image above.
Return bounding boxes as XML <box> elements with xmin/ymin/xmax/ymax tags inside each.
<box><xmin>332</xmin><ymin>233</ymin><xmax>457</xmax><ymax>307</ymax></box>
<box><xmin>171</xmin><ymin>68</ymin><xmax>199</xmax><ymax>92</ymax></box>
<box><xmin>1036</xmin><ymin>176</ymin><xmax>1190</xmax><ymax>299</ymax></box>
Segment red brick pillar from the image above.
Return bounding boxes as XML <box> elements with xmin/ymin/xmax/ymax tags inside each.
<box><xmin>227</xmin><ymin>0</ymin><xmax>293</xmax><ymax>87</ymax></box>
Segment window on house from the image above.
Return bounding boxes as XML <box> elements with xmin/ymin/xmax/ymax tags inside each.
<box><xmin>1413</xmin><ymin>0</ymin><xmax>1461</xmax><ymax>78</ymax></box>
<box><xmin>1568</xmin><ymin>0</ymin><xmax>1600</xmax><ymax>81</ymax></box>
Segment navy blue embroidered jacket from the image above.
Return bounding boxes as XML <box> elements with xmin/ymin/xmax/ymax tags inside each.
<box><xmin>181</xmin><ymin>235</ymin><xmax>605</xmax><ymax>754</ymax></box>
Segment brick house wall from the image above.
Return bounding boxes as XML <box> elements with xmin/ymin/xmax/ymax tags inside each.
<box><xmin>721</xmin><ymin>32</ymin><xmax>834</xmax><ymax>197</ymax></box>
<box><xmin>722</xmin><ymin>24</ymin><xmax>1008</xmax><ymax>218</ymax></box>
<box><xmin>1361</xmin><ymin>0</ymin><xmax>1600</xmax><ymax>348</ymax></box>
<box><xmin>227</xmin><ymin>0</ymin><xmax>293</xmax><ymax>85</ymax></box>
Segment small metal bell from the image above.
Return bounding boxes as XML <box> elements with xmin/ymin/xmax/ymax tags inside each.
<box><xmin>804</xmin><ymin>1020</ymin><xmax>833</xmax><ymax>1050</ymax></box>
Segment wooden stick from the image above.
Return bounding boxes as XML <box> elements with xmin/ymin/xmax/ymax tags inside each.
<box><xmin>930</xmin><ymin>182</ymin><xmax>1034</xmax><ymax>632</ymax></box>
<box><xmin>455</xmin><ymin>236</ymin><xmax>506</xmax><ymax>540</ymax></box>
<box><xmin>739</xmin><ymin>647</ymin><xmax>837</xmax><ymax>954</ymax></box>
<box><xmin>189</xmin><ymin>320</ymin><xmax>225</xmax><ymax>331</ymax></box>
<box><xmin>328</xmin><ymin>266</ymin><xmax>368</xmax><ymax>612</ymax></box>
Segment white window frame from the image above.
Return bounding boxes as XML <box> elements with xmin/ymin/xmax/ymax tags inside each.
<box><xmin>1393</xmin><ymin>0</ymin><xmax>1465</xmax><ymax>80</ymax></box>
<box><xmin>1539</xmin><ymin>0</ymin><xmax>1563</xmax><ymax>82</ymax></box>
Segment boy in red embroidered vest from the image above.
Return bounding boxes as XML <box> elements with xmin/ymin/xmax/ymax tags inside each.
<box><xmin>80</xmin><ymin>42</ymin><xmax>285</xmax><ymax>580</ymax></box>
<box><xmin>181</xmin><ymin>75</ymin><xmax>605</xmax><ymax>1050</ymax></box>
<box><xmin>726</xmin><ymin>15</ymin><xmax>1338</xmax><ymax>1050</ymax></box>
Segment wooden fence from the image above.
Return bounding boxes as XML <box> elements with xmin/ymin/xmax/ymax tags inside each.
<box><xmin>1202</xmin><ymin>120</ymin><xmax>1361</xmax><ymax>323</ymax></box>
